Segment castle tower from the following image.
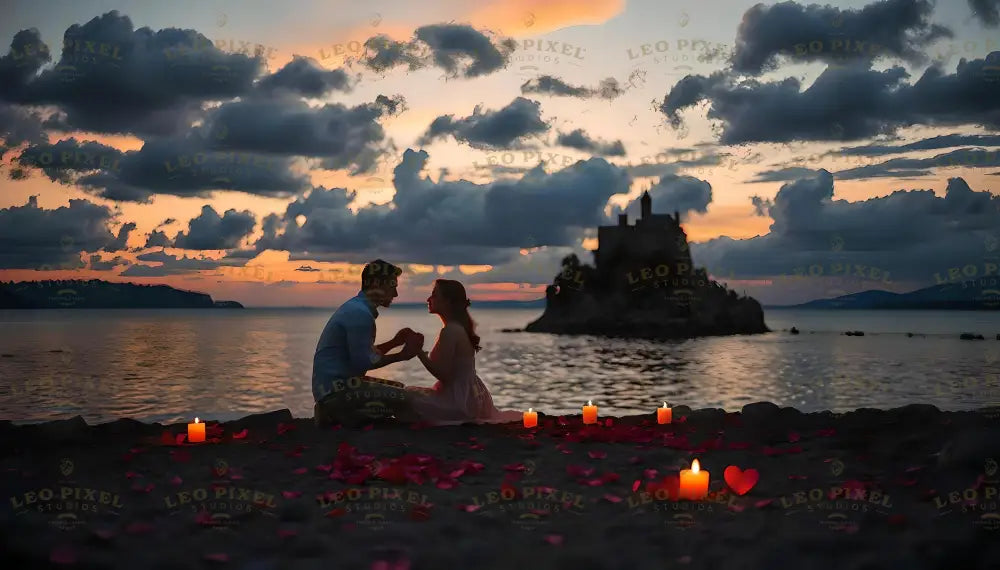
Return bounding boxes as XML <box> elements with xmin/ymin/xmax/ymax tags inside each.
<box><xmin>640</xmin><ymin>190</ymin><xmax>651</xmax><ymax>220</ymax></box>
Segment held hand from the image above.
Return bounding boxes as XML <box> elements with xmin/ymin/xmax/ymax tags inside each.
<box><xmin>393</xmin><ymin>327</ymin><xmax>415</xmax><ymax>343</ymax></box>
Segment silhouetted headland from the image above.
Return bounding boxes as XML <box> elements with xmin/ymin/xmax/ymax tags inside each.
<box><xmin>0</xmin><ymin>280</ymin><xmax>243</xmax><ymax>309</ymax></box>
<box><xmin>775</xmin><ymin>281</ymin><xmax>1000</xmax><ymax>310</ymax></box>
<box><xmin>525</xmin><ymin>191</ymin><xmax>769</xmax><ymax>339</ymax></box>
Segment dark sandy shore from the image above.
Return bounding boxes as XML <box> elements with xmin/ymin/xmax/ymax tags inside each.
<box><xmin>2</xmin><ymin>403</ymin><xmax>1000</xmax><ymax>570</ymax></box>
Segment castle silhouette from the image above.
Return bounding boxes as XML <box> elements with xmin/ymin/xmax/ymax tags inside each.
<box><xmin>526</xmin><ymin>190</ymin><xmax>768</xmax><ymax>339</ymax></box>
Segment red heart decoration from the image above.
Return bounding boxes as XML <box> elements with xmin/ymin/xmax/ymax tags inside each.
<box><xmin>724</xmin><ymin>466</ymin><xmax>759</xmax><ymax>495</ymax></box>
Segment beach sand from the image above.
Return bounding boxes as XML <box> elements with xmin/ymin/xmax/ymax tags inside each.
<box><xmin>2</xmin><ymin>403</ymin><xmax>1000</xmax><ymax>570</ymax></box>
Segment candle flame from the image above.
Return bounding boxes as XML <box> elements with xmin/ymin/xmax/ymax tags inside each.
<box><xmin>528</xmin><ymin>408</ymin><xmax>533</xmax><ymax>413</ymax></box>
<box><xmin>587</xmin><ymin>400</ymin><xmax>592</xmax><ymax>406</ymax></box>
<box><xmin>663</xmin><ymin>402</ymin><xmax>667</xmax><ymax>408</ymax></box>
<box><xmin>195</xmin><ymin>417</ymin><xmax>200</xmax><ymax>423</ymax></box>
<box><xmin>692</xmin><ymin>459</ymin><xmax>700</xmax><ymax>473</ymax></box>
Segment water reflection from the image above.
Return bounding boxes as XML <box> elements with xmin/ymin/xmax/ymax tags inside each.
<box><xmin>0</xmin><ymin>308</ymin><xmax>998</xmax><ymax>424</ymax></box>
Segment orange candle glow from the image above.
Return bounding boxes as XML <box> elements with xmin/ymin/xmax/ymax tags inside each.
<box><xmin>679</xmin><ymin>459</ymin><xmax>709</xmax><ymax>500</ymax></box>
<box><xmin>582</xmin><ymin>400</ymin><xmax>598</xmax><ymax>424</ymax></box>
<box><xmin>523</xmin><ymin>408</ymin><xmax>538</xmax><ymax>428</ymax></box>
<box><xmin>657</xmin><ymin>402</ymin><xmax>672</xmax><ymax>424</ymax></box>
<box><xmin>187</xmin><ymin>417</ymin><xmax>206</xmax><ymax>443</ymax></box>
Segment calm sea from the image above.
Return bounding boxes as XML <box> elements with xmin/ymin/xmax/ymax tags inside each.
<box><xmin>1</xmin><ymin>307</ymin><xmax>998</xmax><ymax>425</ymax></box>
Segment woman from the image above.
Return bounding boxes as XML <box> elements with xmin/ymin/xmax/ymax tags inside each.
<box><xmin>404</xmin><ymin>279</ymin><xmax>522</xmax><ymax>425</ymax></box>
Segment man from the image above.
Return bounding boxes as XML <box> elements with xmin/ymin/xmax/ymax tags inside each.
<box><xmin>312</xmin><ymin>259</ymin><xmax>424</xmax><ymax>426</ymax></box>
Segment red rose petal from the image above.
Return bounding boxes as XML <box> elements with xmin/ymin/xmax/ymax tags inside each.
<box><xmin>175</xmin><ymin>434</ymin><xmax>186</xmax><ymax>445</ymax></box>
<box><xmin>632</xmin><ymin>479</ymin><xmax>641</xmax><ymax>492</ymax></box>
<box><xmin>125</xmin><ymin>471</ymin><xmax>140</xmax><ymax>479</ymax></box>
<box><xmin>602</xmin><ymin>494</ymin><xmax>623</xmax><ymax>503</ymax></box>
<box><xmin>231</xmin><ymin>428</ymin><xmax>248</xmax><ymax>439</ymax></box>
<box><xmin>544</xmin><ymin>534</ymin><xmax>564</xmax><ymax>546</ymax></box>
<box><xmin>160</xmin><ymin>431</ymin><xmax>175</xmax><ymax>446</ymax></box>
<box><xmin>49</xmin><ymin>545</ymin><xmax>77</xmax><ymax>565</ymax></box>
<box><xmin>588</xmin><ymin>450</ymin><xmax>607</xmax><ymax>459</ymax></box>
<box><xmin>788</xmin><ymin>431</ymin><xmax>801</xmax><ymax>443</ymax></box>
<box><xmin>170</xmin><ymin>475</ymin><xmax>183</xmax><ymax>486</ymax></box>
<box><xmin>754</xmin><ymin>499</ymin><xmax>773</xmax><ymax>508</ymax></box>
<box><xmin>503</xmin><ymin>463</ymin><xmax>526</xmax><ymax>472</ymax></box>
<box><xmin>460</xmin><ymin>504</ymin><xmax>481</xmax><ymax>512</ymax></box>
<box><xmin>325</xmin><ymin>508</ymin><xmax>347</xmax><ymax>517</ymax></box>
<box><xmin>281</xmin><ymin>491</ymin><xmax>302</xmax><ymax>499</ymax></box>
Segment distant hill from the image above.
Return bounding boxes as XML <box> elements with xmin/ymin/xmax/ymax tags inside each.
<box><xmin>0</xmin><ymin>280</ymin><xmax>244</xmax><ymax>309</ymax></box>
<box><xmin>775</xmin><ymin>281</ymin><xmax>1000</xmax><ymax>310</ymax></box>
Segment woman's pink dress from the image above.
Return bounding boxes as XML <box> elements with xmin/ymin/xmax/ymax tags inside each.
<box><xmin>406</xmin><ymin>324</ymin><xmax>522</xmax><ymax>426</ymax></box>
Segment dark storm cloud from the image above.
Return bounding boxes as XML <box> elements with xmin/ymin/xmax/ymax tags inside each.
<box><xmin>624</xmin><ymin>175</ymin><xmax>713</xmax><ymax>220</ymax></box>
<box><xmin>417</xmin><ymin>97</ymin><xmax>550</xmax><ymax>150</ymax></box>
<box><xmin>125</xmin><ymin>250</ymin><xmax>226</xmax><ymax>276</ymax></box>
<box><xmin>14</xmin><ymin>138</ymin><xmax>123</xmax><ymax>182</ymax></box>
<box><xmin>0</xmin><ymin>29</ymin><xmax>52</xmax><ymax>99</ymax></box>
<box><xmin>557</xmin><ymin>129</ymin><xmax>626</xmax><ymax>156</ymax></box>
<box><xmin>731</xmin><ymin>0</ymin><xmax>951</xmax><ymax>75</ymax></box>
<box><xmin>832</xmin><ymin>133</ymin><xmax>1000</xmax><ymax>156</ymax></box>
<box><xmin>750</xmin><ymin>195</ymin><xmax>775</xmax><ymax>216</ymax></box>
<box><xmin>172</xmin><ymin>205</ymin><xmax>256</xmax><ymax>250</ymax></box>
<box><xmin>970</xmin><ymin>0</ymin><xmax>1000</xmax><ymax>26</ymax></box>
<box><xmin>354</xmin><ymin>25</ymin><xmax>514</xmax><ymax>79</ymax></box>
<box><xmin>0</xmin><ymin>196</ymin><xmax>121</xmax><ymax>269</ymax></box>
<box><xmin>255</xmin><ymin>56</ymin><xmax>357</xmax><ymax>98</ymax></box>
<box><xmin>143</xmin><ymin>229</ymin><xmax>172</xmax><ymax>249</ymax></box>
<box><xmin>659</xmin><ymin>54</ymin><xmax>1000</xmax><ymax>144</ymax></box>
<box><xmin>254</xmin><ymin>149</ymin><xmax>631</xmax><ymax>266</ymax></box>
<box><xmin>520</xmin><ymin>75</ymin><xmax>624</xmax><ymax>100</ymax></box>
<box><xmin>88</xmin><ymin>254</ymin><xmax>128</xmax><ymax>270</ymax></box>
<box><xmin>1</xmin><ymin>11</ymin><xmax>264</xmax><ymax>137</ymax></box>
<box><xmin>750</xmin><ymin>166</ymin><xmax>829</xmax><ymax>183</ymax></box>
<box><xmin>830</xmin><ymin>147</ymin><xmax>1000</xmax><ymax>179</ymax></box>
<box><xmin>415</xmin><ymin>24</ymin><xmax>516</xmax><ymax>79</ymax></box>
<box><xmin>690</xmin><ymin>170</ymin><xmax>1000</xmax><ymax>284</ymax></box>
<box><xmin>103</xmin><ymin>222</ymin><xmax>136</xmax><ymax>252</ymax></box>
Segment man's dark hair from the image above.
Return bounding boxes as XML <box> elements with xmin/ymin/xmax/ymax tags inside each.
<box><xmin>361</xmin><ymin>259</ymin><xmax>402</xmax><ymax>290</ymax></box>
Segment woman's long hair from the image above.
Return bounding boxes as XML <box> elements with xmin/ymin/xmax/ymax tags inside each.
<box><xmin>434</xmin><ymin>279</ymin><xmax>481</xmax><ymax>352</ymax></box>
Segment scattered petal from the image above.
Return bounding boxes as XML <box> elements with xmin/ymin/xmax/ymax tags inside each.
<box><xmin>788</xmin><ymin>431</ymin><xmax>801</xmax><ymax>443</ymax></box>
<box><xmin>544</xmin><ymin>534</ymin><xmax>564</xmax><ymax>546</ymax></box>
<box><xmin>49</xmin><ymin>545</ymin><xmax>77</xmax><ymax>565</ymax></box>
<box><xmin>292</xmin><ymin>468</ymin><xmax>308</xmax><ymax>475</ymax></box>
<box><xmin>232</xmin><ymin>428</ymin><xmax>248</xmax><ymax>439</ymax></box>
<box><xmin>125</xmin><ymin>522</ymin><xmax>154</xmax><ymax>534</ymax></box>
<box><xmin>754</xmin><ymin>499</ymin><xmax>773</xmax><ymax>508</ymax></box>
<box><xmin>175</xmin><ymin>434</ymin><xmax>186</xmax><ymax>446</ymax></box>
<box><xmin>587</xmin><ymin>450</ymin><xmax>607</xmax><ymax>459</ymax></box>
<box><xmin>125</xmin><ymin>471</ymin><xmax>140</xmax><ymax>479</ymax></box>
<box><xmin>602</xmin><ymin>494</ymin><xmax>623</xmax><ymax>503</ymax></box>
<box><xmin>277</xmin><ymin>422</ymin><xmax>296</xmax><ymax>435</ymax></box>
<box><xmin>459</xmin><ymin>504</ymin><xmax>481</xmax><ymax>512</ymax></box>
<box><xmin>204</xmin><ymin>553</ymin><xmax>229</xmax><ymax>563</ymax></box>
<box><xmin>632</xmin><ymin>480</ymin><xmax>641</xmax><ymax>492</ymax></box>
<box><xmin>281</xmin><ymin>491</ymin><xmax>302</xmax><ymax>499</ymax></box>
<box><xmin>628</xmin><ymin>456</ymin><xmax>642</xmax><ymax>464</ymax></box>
<box><xmin>92</xmin><ymin>529</ymin><xmax>116</xmax><ymax>540</ymax></box>
<box><xmin>170</xmin><ymin>475</ymin><xmax>183</xmax><ymax>486</ymax></box>
<box><xmin>325</xmin><ymin>508</ymin><xmax>347</xmax><ymax>517</ymax></box>
<box><xmin>160</xmin><ymin>431</ymin><xmax>175</xmax><ymax>446</ymax></box>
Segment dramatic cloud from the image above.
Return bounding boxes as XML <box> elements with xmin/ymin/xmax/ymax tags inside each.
<box><xmin>690</xmin><ymin>170</ymin><xmax>1000</xmax><ymax>285</ymax></box>
<box><xmin>520</xmin><ymin>75</ymin><xmax>624</xmax><ymax>100</ymax></box>
<box><xmin>731</xmin><ymin>0</ymin><xmax>951</xmax><ymax>75</ymax></box>
<box><xmin>103</xmin><ymin>222</ymin><xmax>136</xmax><ymax>252</ymax></box>
<box><xmin>252</xmin><ymin>149</ymin><xmax>631</xmax><ymax>266</ymax></box>
<box><xmin>255</xmin><ymin>56</ymin><xmax>357</xmax><ymax>98</ymax></box>
<box><xmin>831</xmin><ymin>147</ymin><xmax>1000</xmax><ymax>179</ymax></box>
<box><xmin>831</xmin><ymin>133</ymin><xmax>1000</xmax><ymax>156</ymax></box>
<box><xmin>970</xmin><ymin>0</ymin><xmax>1000</xmax><ymax>27</ymax></box>
<box><xmin>624</xmin><ymin>175</ymin><xmax>713</xmax><ymax>220</ymax></box>
<box><xmin>355</xmin><ymin>25</ymin><xmax>515</xmax><ymax>79</ymax></box>
<box><xmin>0</xmin><ymin>196</ymin><xmax>121</xmax><ymax>269</ymax></box>
<box><xmin>172</xmin><ymin>205</ymin><xmax>256</xmax><ymax>250</ymax></box>
<box><xmin>143</xmin><ymin>229</ymin><xmax>172</xmax><ymax>249</ymax></box>
<box><xmin>417</xmin><ymin>97</ymin><xmax>551</xmax><ymax>149</ymax></box>
<box><xmin>1</xmin><ymin>11</ymin><xmax>264</xmax><ymax>137</ymax></box>
<box><xmin>0</xmin><ymin>102</ymin><xmax>50</xmax><ymax>151</ymax></box>
<box><xmin>88</xmin><ymin>254</ymin><xmax>128</xmax><ymax>270</ymax></box>
<box><xmin>557</xmin><ymin>129</ymin><xmax>626</xmax><ymax>156</ymax></box>
<box><xmin>122</xmin><ymin>251</ymin><xmax>227</xmax><ymax>277</ymax></box>
<box><xmin>659</xmin><ymin>54</ymin><xmax>1000</xmax><ymax>144</ymax></box>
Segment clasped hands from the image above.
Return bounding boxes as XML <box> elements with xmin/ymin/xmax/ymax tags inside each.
<box><xmin>393</xmin><ymin>327</ymin><xmax>425</xmax><ymax>359</ymax></box>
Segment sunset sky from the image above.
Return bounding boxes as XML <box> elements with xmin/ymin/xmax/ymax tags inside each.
<box><xmin>1</xmin><ymin>0</ymin><xmax>999</xmax><ymax>306</ymax></box>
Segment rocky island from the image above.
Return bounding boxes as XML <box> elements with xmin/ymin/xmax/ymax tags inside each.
<box><xmin>525</xmin><ymin>191</ymin><xmax>768</xmax><ymax>339</ymax></box>
<box><xmin>0</xmin><ymin>280</ymin><xmax>244</xmax><ymax>309</ymax></box>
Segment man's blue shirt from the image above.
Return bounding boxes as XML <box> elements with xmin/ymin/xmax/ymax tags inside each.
<box><xmin>312</xmin><ymin>291</ymin><xmax>382</xmax><ymax>401</ymax></box>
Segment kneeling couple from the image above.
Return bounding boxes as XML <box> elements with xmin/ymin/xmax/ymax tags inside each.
<box><xmin>311</xmin><ymin>259</ymin><xmax>521</xmax><ymax>427</ymax></box>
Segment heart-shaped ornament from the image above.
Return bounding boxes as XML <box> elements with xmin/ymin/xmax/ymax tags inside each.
<box><xmin>724</xmin><ymin>466</ymin><xmax>759</xmax><ymax>495</ymax></box>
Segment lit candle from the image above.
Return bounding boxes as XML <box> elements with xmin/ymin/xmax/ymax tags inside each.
<box><xmin>582</xmin><ymin>400</ymin><xmax>598</xmax><ymax>424</ymax></box>
<box><xmin>523</xmin><ymin>408</ymin><xmax>538</xmax><ymax>428</ymax></box>
<box><xmin>657</xmin><ymin>402</ymin><xmax>672</xmax><ymax>424</ymax></box>
<box><xmin>188</xmin><ymin>417</ymin><xmax>206</xmax><ymax>443</ymax></box>
<box><xmin>679</xmin><ymin>459</ymin><xmax>709</xmax><ymax>500</ymax></box>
